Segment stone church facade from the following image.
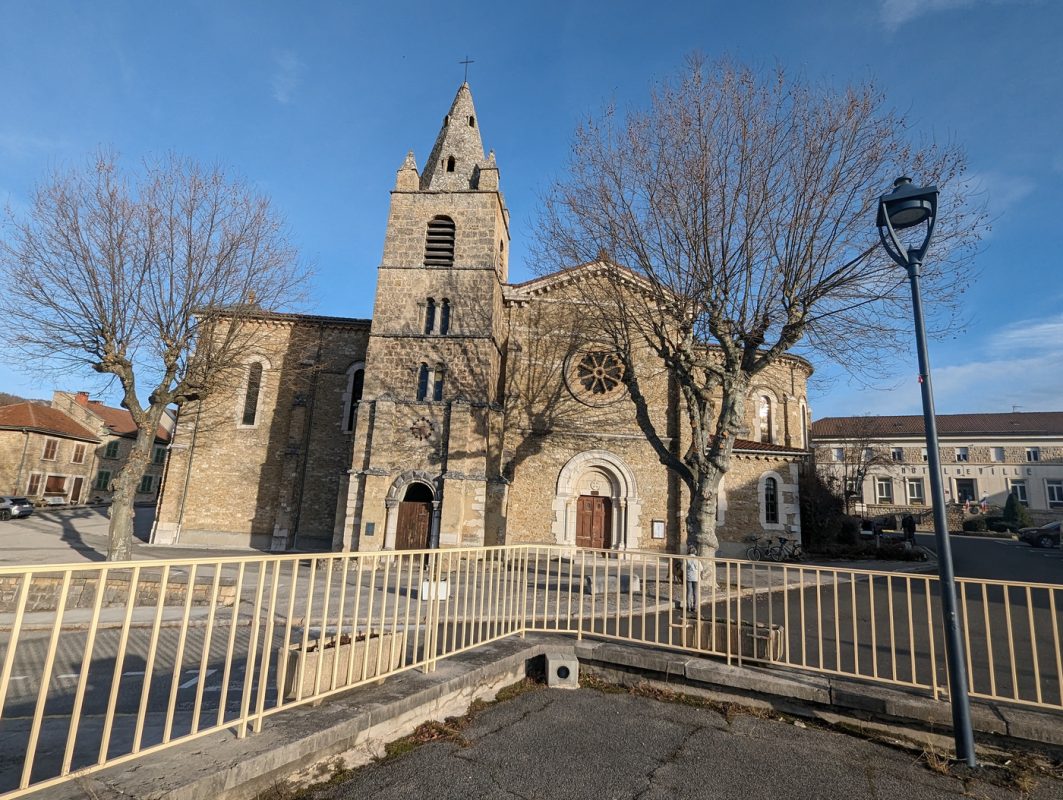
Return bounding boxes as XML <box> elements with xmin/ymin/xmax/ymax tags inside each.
<box><xmin>153</xmin><ymin>83</ymin><xmax>812</xmax><ymax>556</ymax></box>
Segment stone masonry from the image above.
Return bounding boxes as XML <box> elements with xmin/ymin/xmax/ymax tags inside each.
<box><xmin>155</xmin><ymin>82</ymin><xmax>813</xmax><ymax>555</ymax></box>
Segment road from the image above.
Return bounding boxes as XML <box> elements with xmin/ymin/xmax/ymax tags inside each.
<box><xmin>917</xmin><ymin>532</ymin><xmax>1062</xmax><ymax>585</ymax></box>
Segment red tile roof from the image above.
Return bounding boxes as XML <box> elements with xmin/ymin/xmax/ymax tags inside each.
<box><xmin>811</xmin><ymin>412</ymin><xmax>1063</xmax><ymax>440</ymax></box>
<box><xmin>733</xmin><ymin>438</ymin><xmax>807</xmax><ymax>455</ymax></box>
<box><xmin>84</xmin><ymin>401</ymin><xmax>171</xmax><ymax>442</ymax></box>
<box><xmin>0</xmin><ymin>403</ymin><xmax>99</xmax><ymax>442</ymax></box>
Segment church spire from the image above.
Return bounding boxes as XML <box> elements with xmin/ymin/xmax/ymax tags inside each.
<box><xmin>420</xmin><ymin>83</ymin><xmax>487</xmax><ymax>191</ymax></box>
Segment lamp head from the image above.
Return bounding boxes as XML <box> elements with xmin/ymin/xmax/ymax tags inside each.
<box><xmin>877</xmin><ymin>177</ymin><xmax>938</xmax><ymax>230</ymax></box>
<box><xmin>876</xmin><ymin>176</ymin><xmax>940</xmax><ymax>268</ymax></box>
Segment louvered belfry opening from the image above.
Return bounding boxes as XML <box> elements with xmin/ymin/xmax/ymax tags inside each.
<box><xmin>424</xmin><ymin>215</ymin><xmax>456</xmax><ymax>267</ymax></box>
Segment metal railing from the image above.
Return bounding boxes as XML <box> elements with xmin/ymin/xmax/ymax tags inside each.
<box><xmin>0</xmin><ymin>545</ymin><xmax>1058</xmax><ymax>796</ymax></box>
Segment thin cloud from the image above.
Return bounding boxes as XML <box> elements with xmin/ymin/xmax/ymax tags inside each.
<box><xmin>271</xmin><ymin>50</ymin><xmax>306</xmax><ymax>104</ymax></box>
<box><xmin>0</xmin><ymin>131</ymin><xmax>66</xmax><ymax>158</ymax></box>
<box><xmin>880</xmin><ymin>0</ymin><xmax>1035</xmax><ymax>30</ymax></box>
<box><xmin>814</xmin><ymin>314</ymin><xmax>1063</xmax><ymax>417</ymax></box>
<box><xmin>964</xmin><ymin>169</ymin><xmax>1035</xmax><ymax>217</ymax></box>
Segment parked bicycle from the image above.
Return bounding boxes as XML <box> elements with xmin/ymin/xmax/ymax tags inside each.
<box><xmin>745</xmin><ymin>536</ymin><xmax>773</xmax><ymax>561</ymax></box>
<box><xmin>767</xmin><ymin>536</ymin><xmax>805</xmax><ymax>562</ymax></box>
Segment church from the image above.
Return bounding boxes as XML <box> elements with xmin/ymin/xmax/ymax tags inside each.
<box><xmin>152</xmin><ymin>83</ymin><xmax>813</xmax><ymax>556</ymax></box>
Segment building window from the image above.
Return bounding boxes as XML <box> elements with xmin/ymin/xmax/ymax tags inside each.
<box><xmin>445</xmin><ymin>155</ymin><xmax>456</xmax><ymax>172</ymax></box>
<box><xmin>832</xmin><ymin>447</ymin><xmax>844</xmax><ymax>463</ymax></box>
<box><xmin>138</xmin><ymin>475</ymin><xmax>154</xmax><ymax>494</ymax></box>
<box><xmin>891</xmin><ymin>447</ymin><xmax>904</xmax><ymax>462</ymax></box>
<box><xmin>433</xmin><ymin>363</ymin><xmax>445</xmax><ymax>401</ymax></box>
<box><xmin>907</xmin><ymin>478</ymin><xmax>925</xmax><ymax>505</ymax></box>
<box><xmin>799</xmin><ymin>400</ymin><xmax>808</xmax><ymax>449</ymax></box>
<box><xmin>342</xmin><ymin>364</ymin><xmax>365</xmax><ymax>433</ymax></box>
<box><xmin>955</xmin><ymin>447</ymin><xmax>969</xmax><ymax>463</ymax></box>
<box><xmin>241</xmin><ymin>362</ymin><xmax>263</xmax><ymax>426</ymax></box>
<box><xmin>44</xmin><ymin>475</ymin><xmax>67</xmax><ymax>495</ymax></box>
<box><xmin>757</xmin><ymin>395</ymin><xmax>773</xmax><ymax>444</ymax></box>
<box><xmin>423</xmin><ymin>216</ymin><xmax>456</xmax><ymax>267</ymax></box>
<box><xmin>468</xmin><ymin>115</ymin><xmax>475</xmax><ymax>127</ymax></box>
<box><xmin>1026</xmin><ymin>447</ymin><xmax>1040</xmax><ymax>462</ymax></box>
<box><xmin>921</xmin><ymin>448</ymin><xmax>928</xmax><ymax>462</ymax></box>
<box><xmin>991</xmin><ymin>447</ymin><xmax>1005</xmax><ymax>463</ymax></box>
<box><xmin>424</xmin><ymin>297</ymin><xmax>436</xmax><ymax>334</ymax></box>
<box><xmin>875</xmin><ymin>478</ymin><xmax>894</xmax><ymax>504</ymax></box>
<box><xmin>440</xmin><ymin>298</ymin><xmax>451</xmax><ymax>335</ymax></box>
<box><xmin>72</xmin><ymin>443</ymin><xmax>86</xmax><ymax>464</ymax></box>
<box><xmin>94</xmin><ymin>470</ymin><xmax>111</xmax><ymax>491</ymax></box>
<box><xmin>417</xmin><ymin>363</ymin><xmax>430</xmax><ymax>401</ymax></box>
<box><xmin>26</xmin><ymin>473</ymin><xmax>42</xmax><ymax>496</ymax></box>
<box><xmin>955</xmin><ymin>478</ymin><xmax>977</xmax><ymax>503</ymax></box>
<box><xmin>763</xmin><ymin>477</ymin><xmax>779</xmax><ymax>524</ymax></box>
<box><xmin>42</xmin><ymin>438</ymin><xmax>58</xmax><ymax>461</ymax></box>
<box><xmin>103</xmin><ymin>440</ymin><xmax>120</xmax><ymax>459</ymax></box>
<box><xmin>1047</xmin><ymin>480</ymin><xmax>1063</xmax><ymax>509</ymax></box>
<box><xmin>153</xmin><ymin>446</ymin><xmax>166</xmax><ymax>465</ymax></box>
<box><xmin>1009</xmin><ymin>480</ymin><xmax>1028</xmax><ymax>506</ymax></box>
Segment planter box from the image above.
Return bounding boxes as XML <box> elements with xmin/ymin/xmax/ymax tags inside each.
<box><xmin>279</xmin><ymin>630</ymin><xmax>406</xmax><ymax>701</ymax></box>
<box><xmin>680</xmin><ymin>619</ymin><xmax>785</xmax><ymax>662</ymax></box>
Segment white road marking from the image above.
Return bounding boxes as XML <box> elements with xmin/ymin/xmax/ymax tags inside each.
<box><xmin>179</xmin><ymin>669</ymin><xmax>217</xmax><ymax>689</ymax></box>
<box><xmin>122</xmin><ymin>671</ymin><xmax>145</xmax><ymax>677</ymax></box>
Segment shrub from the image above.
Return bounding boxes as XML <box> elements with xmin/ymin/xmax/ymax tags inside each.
<box><xmin>962</xmin><ymin>517</ymin><xmax>987</xmax><ymax>532</ymax></box>
<box><xmin>1002</xmin><ymin>493</ymin><xmax>1033</xmax><ymax>529</ymax></box>
<box><xmin>838</xmin><ymin>517</ymin><xmax>860</xmax><ymax>545</ymax></box>
<box><xmin>984</xmin><ymin>516</ymin><xmax>1018</xmax><ymax>533</ymax></box>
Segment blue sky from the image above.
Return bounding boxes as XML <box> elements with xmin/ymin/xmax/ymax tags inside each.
<box><xmin>1</xmin><ymin>0</ymin><xmax>1060</xmax><ymax>419</ymax></box>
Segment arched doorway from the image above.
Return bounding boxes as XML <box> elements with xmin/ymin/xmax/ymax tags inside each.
<box><xmin>395</xmin><ymin>482</ymin><xmax>433</xmax><ymax>550</ymax></box>
<box><xmin>552</xmin><ymin>450</ymin><xmax>642</xmax><ymax>549</ymax></box>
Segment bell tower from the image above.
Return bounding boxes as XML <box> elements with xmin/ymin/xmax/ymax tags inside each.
<box><xmin>337</xmin><ymin>82</ymin><xmax>511</xmax><ymax>553</ymax></box>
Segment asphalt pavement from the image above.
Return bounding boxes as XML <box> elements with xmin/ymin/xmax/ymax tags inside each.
<box><xmin>917</xmin><ymin>532</ymin><xmax>1062</xmax><ymax>585</ymax></box>
<box><xmin>305</xmin><ymin>684</ymin><xmax>1062</xmax><ymax>800</ymax></box>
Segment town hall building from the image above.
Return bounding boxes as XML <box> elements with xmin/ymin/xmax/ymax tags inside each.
<box><xmin>152</xmin><ymin>83</ymin><xmax>813</xmax><ymax>556</ymax></box>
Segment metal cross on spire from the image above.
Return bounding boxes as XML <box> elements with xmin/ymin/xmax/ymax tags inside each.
<box><xmin>459</xmin><ymin>56</ymin><xmax>474</xmax><ymax>83</ymax></box>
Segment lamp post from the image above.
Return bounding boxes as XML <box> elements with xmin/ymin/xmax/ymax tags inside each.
<box><xmin>877</xmin><ymin>176</ymin><xmax>976</xmax><ymax>767</ymax></box>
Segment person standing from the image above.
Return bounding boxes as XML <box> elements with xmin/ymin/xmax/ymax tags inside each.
<box><xmin>902</xmin><ymin>513</ymin><xmax>917</xmax><ymax>542</ymax></box>
<box><xmin>685</xmin><ymin>545</ymin><xmax>700</xmax><ymax>614</ymax></box>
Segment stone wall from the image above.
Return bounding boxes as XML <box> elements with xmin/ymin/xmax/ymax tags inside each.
<box><xmin>154</xmin><ymin>316</ymin><xmax>369</xmax><ymax>550</ymax></box>
<box><xmin>0</xmin><ymin>571</ymin><xmax>237</xmax><ymax>613</ymax></box>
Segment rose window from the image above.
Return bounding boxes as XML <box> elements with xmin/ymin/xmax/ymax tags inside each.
<box><xmin>565</xmin><ymin>350</ymin><xmax>627</xmax><ymax>406</ymax></box>
<box><xmin>577</xmin><ymin>352</ymin><xmax>624</xmax><ymax>395</ymax></box>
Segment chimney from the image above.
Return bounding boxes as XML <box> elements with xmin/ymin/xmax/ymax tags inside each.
<box><xmin>75</xmin><ymin>391</ymin><xmax>90</xmax><ymax>407</ymax></box>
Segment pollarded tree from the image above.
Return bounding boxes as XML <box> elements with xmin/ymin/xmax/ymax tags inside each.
<box><xmin>537</xmin><ymin>57</ymin><xmax>984</xmax><ymax>558</ymax></box>
<box><xmin>0</xmin><ymin>153</ymin><xmax>307</xmax><ymax>560</ymax></box>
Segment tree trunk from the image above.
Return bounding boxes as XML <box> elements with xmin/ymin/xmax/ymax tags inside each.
<box><xmin>106</xmin><ymin>418</ymin><xmax>161</xmax><ymax>561</ymax></box>
<box><xmin>685</xmin><ymin>476</ymin><xmax>722</xmax><ymax>585</ymax></box>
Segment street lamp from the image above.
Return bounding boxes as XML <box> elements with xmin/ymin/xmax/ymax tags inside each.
<box><xmin>877</xmin><ymin>176</ymin><xmax>976</xmax><ymax>767</ymax></box>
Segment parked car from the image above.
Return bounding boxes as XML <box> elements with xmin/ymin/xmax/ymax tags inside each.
<box><xmin>0</xmin><ymin>496</ymin><xmax>34</xmax><ymax>521</ymax></box>
<box><xmin>1018</xmin><ymin>520</ymin><xmax>1061</xmax><ymax>549</ymax></box>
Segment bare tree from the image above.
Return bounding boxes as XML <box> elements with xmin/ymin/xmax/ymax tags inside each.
<box><xmin>0</xmin><ymin>152</ymin><xmax>307</xmax><ymax>559</ymax></box>
<box><xmin>537</xmin><ymin>56</ymin><xmax>984</xmax><ymax>558</ymax></box>
<box><xmin>816</xmin><ymin>418</ymin><xmax>895</xmax><ymax>515</ymax></box>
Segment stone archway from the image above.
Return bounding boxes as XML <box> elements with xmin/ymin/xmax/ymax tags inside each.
<box><xmin>383</xmin><ymin>471</ymin><xmax>442</xmax><ymax>550</ymax></box>
<box><xmin>552</xmin><ymin>450</ymin><xmax>642</xmax><ymax>549</ymax></box>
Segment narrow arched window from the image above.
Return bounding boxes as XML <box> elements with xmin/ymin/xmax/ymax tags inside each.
<box><xmin>446</xmin><ymin>156</ymin><xmax>456</xmax><ymax>172</ymax></box>
<box><xmin>242</xmin><ymin>362</ymin><xmax>263</xmax><ymax>426</ymax></box>
<box><xmin>424</xmin><ymin>216</ymin><xmax>456</xmax><ymax>267</ymax></box>
<box><xmin>759</xmin><ymin>395</ymin><xmax>773</xmax><ymax>444</ymax></box>
<box><xmin>342</xmin><ymin>365</ymin><xmax>364</xmax><ymax>433</ymax></box>
<box><xmin>433</xmin><ymin>363</ymin><xmax>445</xmax><ymax>401</ymax></box>
<box><xmin>417</xmin><ymin>363</ymin><xmax>430</xmax><ymax>401</ymax></box>
<box><xmin>800</xmin><ymin>400</ymin><xmax>808</xmax><ymax>449</ymax></box>
<box><xmin>764</xmin><ymin>477</ymin><xmax>779</xmax><ymax>524</ymax></box>
<box><xmin>468</xmin><ymin>115</ymin><xmax>475</xmax><ymax>127</ymax></box>
<box><xmin>424</xmin><ymin>297</ymin><xmax>436</xmax><ymax>334</ymax></box>
<box><xmin>440</xmin><ymin>298</ymin><xmax>450</xmax><ymax>335</ymax></box>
